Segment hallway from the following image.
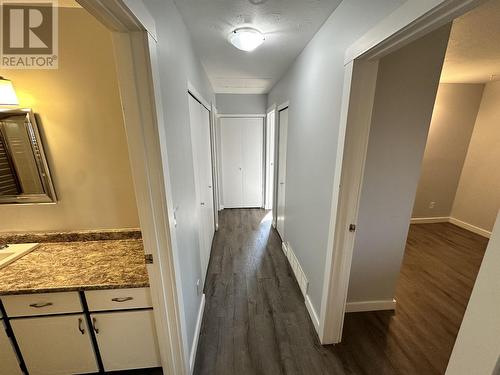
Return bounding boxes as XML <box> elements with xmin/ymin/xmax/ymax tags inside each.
<box><xmin>193</xmin><ymin>209</ymin><xmax>488</xmax><ymax>375</ymax></box>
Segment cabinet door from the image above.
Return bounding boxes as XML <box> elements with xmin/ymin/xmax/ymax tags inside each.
<box><xmin>11</xmin><ymin>314</ymin><xmax>98</xmax><ymax>375</ymax></box>
<box><xmin>0</xmin><ymin>320</ymin><xmax>22</xmax><ymax>375</ymax></box>
<box><xmin>91</xmin><ymin>310</ymin><xmax>161</xmax><ymax>371</ymax></box>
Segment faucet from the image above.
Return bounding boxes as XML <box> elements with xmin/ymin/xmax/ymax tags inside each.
<box><xmin>0</xmin><ymin>243</ymin><xmax>9</xmax><ymax>250</ymax></box>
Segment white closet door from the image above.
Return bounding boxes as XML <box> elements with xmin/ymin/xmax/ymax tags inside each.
<box><xmin>220</xmin><ymin>117</ymin><xmax>263</xmax><ymax>208</ymax></box>
<box><xmin>199</xmin><ymin>105</ymin><xmax>215</xmax><ymax>250</ymax></box>
<box><xmin>188</xmin><ymin>95</ymin><xmax>215</xmax><ymax>282</ymax></box>
<box><xmin>220</xmin><ymin>118</ymin><xmax>243</xmax><ymax>208</ymax></box>
<box><xmin>276</xmin><ymin>108</ymin><xmax>288</xmax><ymax>241</ymax></box>
<box><xmin>242</xmin><ymin>118</ymin><xmax>263</xmax><ymax>207</ymax></box>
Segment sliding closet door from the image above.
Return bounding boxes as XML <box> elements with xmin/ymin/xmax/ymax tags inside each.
<box><xmin>220</xmin><ymin>117</ymin><xmax>264</xmax><ymax>208</ymax></box>
<box><xmin>188</xmin><ymin>95</ymin><xmax>215</xmax><ymax>282</ymax></box>
<box><xmin>276</xmin><ymin>108</ymin><xmax>288</xmax><ymax>240</ymax></box>
<box><xmin>220</xmin><ymin>119</ymin><xmax>243</xmax><ymax>208</ymax></box>
<box><xmin>242</xmin><ymin>119</ymin><xmax>264</xmax><ymax>207</ymax></box>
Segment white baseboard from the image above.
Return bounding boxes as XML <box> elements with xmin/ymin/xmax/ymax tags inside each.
<box><xmin>281</xmin><ymin>241</ymin><xmax>319</xmax><ymax>334</ymax></box>
<box><xmin>410</xmin><ymin>216</ymin><xmax>491</xmax><ymax>238</ymax></box>
<box><xmin>410</xmin><ymin>216</ymin><xmax>449</xmax><ymax>224</ymax></box>
<box><xmin>305</xmin><ymin>294</ymin><xmax>320</xmax><ymax>331</ymax></box>
<box><xmin>189</xmin><ymin>294</ymin><xmax>205</xmax><ymax>374</ymax></box>
<box><xmin>449</xmin><ymin>217</ymin><xmax>491</xmax><ymax>238</ymax></box>
<box><xmin>346</xmin><ymin>299</ymin><xmax>396</xmax><ymax>313</ymax></box>
<box><xmin>282</xmin><ymin>242</ymin><xmax>308</xmax><ymax>296</ymax></box>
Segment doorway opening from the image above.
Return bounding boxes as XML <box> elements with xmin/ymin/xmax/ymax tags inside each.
<box><xmin>323</xmin><ymin>1</ymin><xmax>498</xmax><ymax>373</ymax></box>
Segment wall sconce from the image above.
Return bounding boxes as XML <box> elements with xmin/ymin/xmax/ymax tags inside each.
<box><xmin>0</xmin><ymin>77</ymin><xmax>19</xmax><ymax>106</ymax></box>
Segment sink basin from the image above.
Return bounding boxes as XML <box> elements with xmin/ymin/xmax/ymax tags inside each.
<box><xmin>0</xmin><ymin>243</ymin><xmax>39</xmax><ymax>269</ymax></box>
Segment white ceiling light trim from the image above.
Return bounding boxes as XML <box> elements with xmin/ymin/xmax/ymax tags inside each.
<box><xmin>228</xmin><ymin>27</ymin><xmax>265</xmax><ymax>52</ymax></box>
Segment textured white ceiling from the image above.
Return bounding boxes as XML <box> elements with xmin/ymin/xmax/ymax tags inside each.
<box><xmin>174</xmin><ymin>0</ymin><xmax>342</xmax><ymax>93</ymax></box>
<box><xmin>441</xmin><ymin>0</ymin><xmax>500</xmax><ymax>83</ymax></box>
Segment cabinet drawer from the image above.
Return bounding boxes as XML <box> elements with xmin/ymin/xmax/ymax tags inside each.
<box><xmin>85</xmin><ymin>288</ymin><xmax>152</xmax><ymax>311</ymax></box>
<box><xmin>1</xmin><ymin>292</ymin><xmax>83</xmax><ymax>317</ymax></box>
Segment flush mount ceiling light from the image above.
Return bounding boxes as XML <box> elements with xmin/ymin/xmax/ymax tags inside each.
<box><xmin>0</xmin><ymin>77</ymin><xmax>19</xmax><ymax>106</ymax></box>
<box><xmin>229</xmin><ymin>28</ymin><xmax>265</xmax><ymax>52</ymax></box>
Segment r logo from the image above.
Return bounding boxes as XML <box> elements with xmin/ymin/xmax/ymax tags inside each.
<box><xmin>2</xmin><ymin>3</ymin><xmax>53</xmax><ymax>54</ymax></box>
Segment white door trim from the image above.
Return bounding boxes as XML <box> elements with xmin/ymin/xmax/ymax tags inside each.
<box><xmin>277</xmin><ymin>101</ymin><xmax>290</xmax><ymax>112</ymax></box>
<box><xmin>320</xmin><ymin>0</ymin><xmax>486</xmax><ymax>345</ymax></box>
<box><xmin>217</xmin><ymin>114</ymin><xmax>266</xmax><ymax>118</ymax></box>
<box><xmin>188</xmin><ymin>81</ymin><xmax>212</xmax><ymax>111</ymax></box>
<box><xmin>78</xmin><ymin>1</ymin><xmax>189</xmax><ymax>373</ymax></box>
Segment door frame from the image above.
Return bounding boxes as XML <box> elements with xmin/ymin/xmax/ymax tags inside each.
<box><xmin>77</xmin><ymin>1</ymin><xmax>191</xmax><ymax>373</ymax></box>
<box><xmin>319</xmin><ymin>0</ymin><xmax>486</xmax><ymax>345</ymax></box>
<box><xmin>216</xmin><ymin>114</ymin><xmax>267</xmax><ymax>209</ymax></box>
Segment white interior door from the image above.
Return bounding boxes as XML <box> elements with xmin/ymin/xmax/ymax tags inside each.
<box><xmin>242</xmin><ymin>118</ymin><xmax>264</xmax><ymax>207</ymax></box>
<box><xmin>265</xmin><ymin>110</ymin><xmax>276</xmax><ymax>210</ymax></box>
<box><xmin>276</xmin><ymin>108</ymin><xmax>288</xmax><ymax>240</ymax></box>
<box><xmin>220</xmin><ymin>117</ymin><xmax>263</xmax><ymax>208</ymax></box>
<box><xmin>189</xmin><ymin>94</ymin><xmax>215</xmax><ymax>282</ymax></box>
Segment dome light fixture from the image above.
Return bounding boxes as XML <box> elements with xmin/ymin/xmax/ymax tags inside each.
<box><xmin>228</xmin><ymin>27</ymin><xmax>265</xmax><ymax>52</ymax></box>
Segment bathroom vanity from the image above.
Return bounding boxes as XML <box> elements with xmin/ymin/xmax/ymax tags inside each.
<box><xmin>0</xmin><ymin>231</ymin><xmax>160</xmax><ymax>375</ymax></box>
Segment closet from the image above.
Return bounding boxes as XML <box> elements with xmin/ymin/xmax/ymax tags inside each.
<box><xmin>220</xmin><ymin>117</ymin><xmax>263</xmax><ymax>208</ymax></box>
<box><xmin>188</xmin><ymin>94</ymin><xmax>215</xmax><ymax>282</ymax></box>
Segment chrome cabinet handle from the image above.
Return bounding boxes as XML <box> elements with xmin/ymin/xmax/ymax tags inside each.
<box><xmin>92</xmin><ymin>317</ymin><xmax>99</xmax><ymax>334</ymax></box>
<box><xmin>29</xmin><ymin>302</ymin><xmax>53</xmax><ymax>308</ymax></box>
<box><xmin>111</xmin><ymin>297</ymin><xmax>134</xmax><ymax>303</ymax></box>
<box><xmin>200</xmin><ymin>202</ymin><xmax>205</xmax><ymax>206</ymax></box>
<box><xmin>78</xmin><ymin>318</ymin><xmax>85</xmax><ymax>335</ymax></box>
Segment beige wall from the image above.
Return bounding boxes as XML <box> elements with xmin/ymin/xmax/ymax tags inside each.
<box><xmin>0</xmin><ymin>8</ymin><xmax>139</xmax><ymax>232</ymax></box>
<box><xmin>412</xmin><ymin>83</ymin><xmax>484</xmax><ymax>218</ymax></box>
<box><xmin>451</xmin><ymin>80</ymin><xmax>500</xmax><ymax>232</ymax></box>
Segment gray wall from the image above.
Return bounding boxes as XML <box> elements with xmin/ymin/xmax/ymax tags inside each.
<box><xmin>216</xmin><ymin>94</ymin><xmax>267</xmax><ymax>115</ymax></box>
<box><xmin>412</xmin><ymin>83</ymin><xmax>483</xmax><ymax>219</ymax></box>
<box><xmin>143</xmin><ymin>0</ymin><xmax>214</xmax><ymax>355</ymax></box>
<box><xmin>347</xmin><ymin>25</ymin><xmax>451</xmax><ymax>303</ymax></box>
<box><xmin>452</xmin><ymin>80</ymin><xmax>500</xmax><ymax>232</ymax></box>
<box><xmin>266</xmin><ymin>0</ymin><xmax>405</xmax><ymax>313</ymax></box>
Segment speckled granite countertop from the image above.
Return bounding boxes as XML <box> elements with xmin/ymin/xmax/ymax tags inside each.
<box><xmin>0</xmin><ymin>239</ymin><xmax>149</xmax><ymax>295</ymax></box>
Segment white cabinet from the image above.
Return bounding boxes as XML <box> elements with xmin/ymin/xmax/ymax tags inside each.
<box><xmin>220</xmin><ymin>117</ymin><xmax>264</xmax><ymax>208</ymax></box>
<box><xmin>0</xmin><ymin>320</ymin><xmax>22</xmax><ymax>375</ymax></box>
<box><xmin>91</xmin><ymin>310</ymin><xmax>161</xmax><ymax>371</ymax></box>
<box><xmin>11</xmin><ymin>314</ymin><xmax>98</xmax><ymax>375</ymax></box>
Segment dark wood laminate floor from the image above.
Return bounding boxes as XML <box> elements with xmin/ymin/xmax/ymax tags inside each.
<box><xmin>193</xmin><ymin>209</ymin><xmax>488</xmax><ymax>375</ymax></box>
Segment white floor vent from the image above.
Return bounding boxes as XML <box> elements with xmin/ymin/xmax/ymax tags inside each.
<box><xmin>282</xmin><ymin>242</ymin><xmax>308</xmax><ymax>297</ymax></box>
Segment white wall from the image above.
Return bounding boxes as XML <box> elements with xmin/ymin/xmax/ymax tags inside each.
<box><xmin>451</xmin><ymin>80</ymin><xmax>500</xmax><ymax>233</ymax></box>
<box><xmin>143</xmin><ymin>0</ymin><xmax>214</xmax><ymax>358</ymax></box>
<box><xmin>347</xmin><ymin>25</ymin><xmax>451</xmax><ymax>303</ymax></box>
<box><xmin>0</xmin><ymin>8</ymin><xmax>139</xmax><ymax>232</ymax></box>
<box><xmin>266</xmin><ymin>0</ymin><xmax>405</xmax><ymax>313</ymax></box>
<box><xmin>412</xmin><ymin>83</ymin><xmax>484</xmax><ymax>219</ymax></box>
<box><xmin>215</xmin><ymin>94</ymin><xmax>267</xmax><ymax>115</ymax></box>
<box><xmin>445</xmin><ymin>211</ymin><xmax>500</xmax><ymax>375</ymax></box>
